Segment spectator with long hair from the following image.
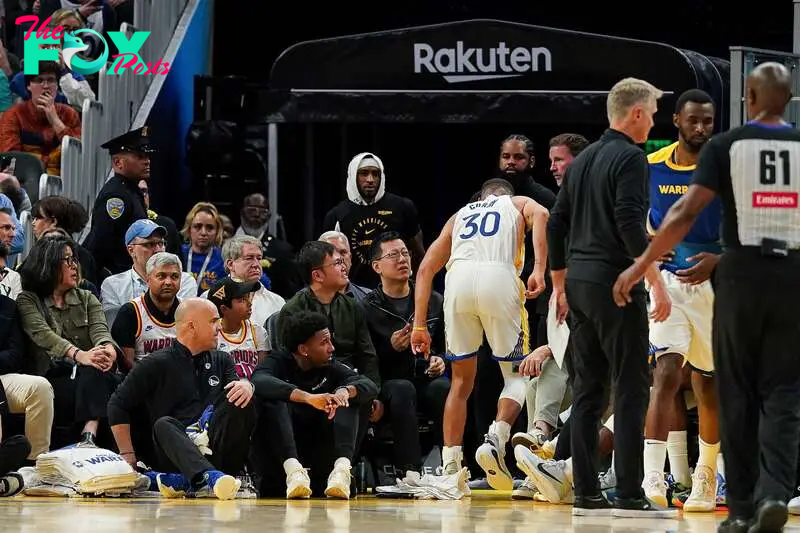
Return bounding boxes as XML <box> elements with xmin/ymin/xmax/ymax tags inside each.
<box><xmin>16</xmin><ymin>236</ymin><xmax>119</xmax><ymax>447</ymax></box>
<box><xmin>180</xmin><ymin>202</ymin><xmax>226</xmax><ymax>295</ymax></box>
<box><xmin>28</xmin><ymin>195</ymin><xmax>99</xmax><ymax>284</ymax></box>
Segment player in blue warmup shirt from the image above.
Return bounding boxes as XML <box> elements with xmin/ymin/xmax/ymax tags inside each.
<box><xmin>642</xmin><ymin>89</ymin><xmax>723</xmax><ymax>512</ymax></box>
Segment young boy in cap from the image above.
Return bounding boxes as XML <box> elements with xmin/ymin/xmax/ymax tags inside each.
<box><xmin>208</xmin><ymin>278</ymin><xmax>269</xmax><ymax>380</ymax></box>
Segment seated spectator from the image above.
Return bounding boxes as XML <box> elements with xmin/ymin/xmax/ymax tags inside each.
<box><xmin>9</xmin><ymin>10</ymin><xmax>96</xmax><ymax>108</ymax></box>
<box><xmin>252</xmin><ymin>311</ymin><xmax>378</xmax><ymax>499</ymax></box>
<box><xmin>319</xmin><ymin>231</ymin><xmax>371</xmax><ymax>303</ymax></box>
<box><xmin>207</xmin><ymin>278</ymin><xmax>268</xmax><ymax>380</ymax></box>
<box><xmin>111</xmin><ymin>252</ymin><xmax>182</xmax><ymax>369</ymax></box>
<box><xmin>277</xmin><ymin>240</ymin><xmax>380</xmax><ymax>390</ymax></box>
<box><xmin>0</xmin><ymin>170</ymin><xmax>33</xmax><ymax>215</ymax></box>
<box><xmin>29</xmin><ymin>196</ymin><xmax>96</xmax><ymax>284</ymax></box>
<box><xmin>137</xmin><ymin>179</ymin><xmax>181</xmax><ymax>257</ymax></box>
<box><xmin>237</xmin><ymin>193</ymin><xmax>302</xmax><ymax>299</ymax></box>
<box><xmin>101</xmin><ymin>219</ymin><xmax>196</xmax><ymax>326</ymax></box>
<box><xmin>0</xmin><ymin>194</ymin><xmax>24</xmax><ymax>257</ymax></box>
<box><xmin>200</xmin><ymin>235</ymin><xmax>284</xmax><ymax>327</ymax></box>
<box><xmin>107</xmin><ymin>298</ymin><xmax>257</xmax><ymax>501</ymax></box>
<box><xmin>0</xmin><ymin>292</ymin><xmax>54</xmax><ymax>462</ymax></box>
<box><xmin>0</xmin><ymin>208</ymin><xmax>22</xmax><ymax>299</ymax></box>
<box><xmin>362</xmin><ymin>232</ymin><xmax>450</xmax><ymax>475</ymax></box>
<box><xmin>17</xmin><ymin>236</ymin><xmax>119</xmax><ymax>447</ymax></box>
<box><xmin>0</xmin><ymin>61</ymin><xmax>81</xmax><ymax>176</ymax></box>
<box><xmin>180</xmin><ymin>202</ymin><xmax>227</xmax><ymax>295</ymax></box>
<box><xmin>38</xmin><ymin>228</ymin><xmax>99</xmax><ymax>297</ymax></box>
<box><xmin>219</xmin><ymin>213</ymin><xmax>234</xmax><ymax>242</ymax></box>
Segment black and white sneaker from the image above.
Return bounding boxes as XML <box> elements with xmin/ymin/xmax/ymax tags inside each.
<box><xmin>475</xmin><ymin>433</ymin><xmax>513</xmax><ymax>491</ymax></box>
<box><xmin>611</xmin><ymin>496</ymin><xmax>678</xmax><ymax>518</ymax></box>
<box><xmin>572</xmin><ymin>493</ymin><xmax>612</xmax><ymax>517</ymax></box>
<box><xmin>0</xmin><ymin>472</ymin><xmax>24</xmax><ymax>497</ymax></box>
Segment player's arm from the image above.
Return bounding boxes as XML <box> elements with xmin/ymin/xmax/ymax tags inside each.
<box><xmin>413</xmin><ymin>215</ymin><xmax>454</xmax><ymax>328</ymax></box>
<box><xmin>519</xmin><ymin>196</ymin><xmax>549</xmax><ymax>271</ymax></box>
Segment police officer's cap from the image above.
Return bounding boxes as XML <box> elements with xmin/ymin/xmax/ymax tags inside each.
<box><xmin>101</xmin><ymin>126</ymin><xmax>156</xmax><ymax>156</ymax></box>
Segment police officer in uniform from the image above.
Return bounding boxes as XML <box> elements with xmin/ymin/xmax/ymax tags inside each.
<box><xmin>614</xmin><ymin>62</ymin><xmax>800</xmax><ymax>533</ymax></box>
<box><xmin>84</xmin><ymin>127</ymin><xmax>155</xmax><ymax>278</ymax></box>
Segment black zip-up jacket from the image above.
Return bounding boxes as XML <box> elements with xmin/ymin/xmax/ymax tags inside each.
<box><xmin>548</xmin><ymin>129</ymin><xmax>650</xmax><ymax>286</ymax></box>
<box><xmin>107</xmin><ymin>341</ymin><xmax>238</xmax><ymax>426</ymax></box>
<box><xmin>0</xmin><ymin>294</ymin><xmax>25</xmax><ymax>375</ymax></box>
<box><xmin>362</xmin><ymin>282</ymin><xmax>445</xmax><ymax>382</ymax></box>
<box><xmin>252</xmin><ymin>349</ymin><xmax>377</xmax><ymax>404</ymax></box>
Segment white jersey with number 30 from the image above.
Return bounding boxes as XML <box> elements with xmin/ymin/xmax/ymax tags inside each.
<box><xmin>447</xmin><ymin>194</ymin><xmax>524</xmax><ymax>275</ymax></box>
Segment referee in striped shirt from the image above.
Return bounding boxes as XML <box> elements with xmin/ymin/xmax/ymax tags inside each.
<box><xmin>614</xmin><ymin>62</ymin><xmax>800</xmax><ymax>533</ymax></box>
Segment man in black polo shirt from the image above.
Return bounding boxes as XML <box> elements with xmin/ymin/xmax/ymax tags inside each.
<box><xmin>615</xmin><ymin>62</ymin><xmax>800</xmax><ymax>533</ymax></box>
<box><xmin>546</xmin><ymin>77</ymin><xmax>672</xmax><ymax>517</ymax></box>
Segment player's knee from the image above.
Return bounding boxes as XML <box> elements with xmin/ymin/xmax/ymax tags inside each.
<box><xmin>653</xmin><ymin>353</ymin><xmax>683</xmax><ymax>391</ymax></box>
<box><xmin>499</xmin><ymin>373</ymin><xmax>527</xmax><ymax>407</ymax></box>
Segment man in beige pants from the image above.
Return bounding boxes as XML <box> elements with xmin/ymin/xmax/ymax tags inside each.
<box><xmin>0</xmin><ymin>293</ymin><xmax>54</xmax><ymax>461</ymax></box>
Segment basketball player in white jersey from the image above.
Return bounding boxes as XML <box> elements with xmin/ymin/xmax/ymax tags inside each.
<box><xmin>111</xmin><ymin>252</ymin><xmax>182</xmax><ymax>368</ymax></box>
<box><xmin>208</xmin><ymin>277</ymin><xmax>269</xmax><ymax>380</ymax></box>
<box><xmin>412</xmin><ymin>178</ymin><xmax>549</xmax><ymax>489</ymax></box>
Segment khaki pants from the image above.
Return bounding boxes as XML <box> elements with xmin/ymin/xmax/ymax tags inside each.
<box><xmin>525</xmin><ymin>357</ymin><xmax>570</xmax><ymax>431</ymax></box>
<box><xmin>1</xmin><ymin>374</ymin><xmax>54</xmax><ymax>459</ymax></box>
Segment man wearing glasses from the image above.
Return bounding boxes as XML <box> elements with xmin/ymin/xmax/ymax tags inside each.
<box><xmin>101</xmin><ymin>219</ymin><xmax>197</xmax><ymax>326</ymax></box>
<box><xmin>0</xmin><ymin>61</ymin><xmax>81</xmax><ymax>176</ymax></box>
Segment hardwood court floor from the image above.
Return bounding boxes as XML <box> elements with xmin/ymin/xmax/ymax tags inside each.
<box><xmin>1</xmin><ymin>491</ymin><xmax>799</xmax><ymax>532</ymax></box>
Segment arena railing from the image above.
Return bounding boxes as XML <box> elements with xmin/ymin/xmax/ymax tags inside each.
<box><xmin>58</xmin><ymin>0</ymin><xmax>197</xmax><ymax>221</ymax></box>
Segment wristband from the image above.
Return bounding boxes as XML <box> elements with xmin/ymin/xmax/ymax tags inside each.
<box><xmin>412</xmin><ymin>325</ymin><xmax>427</xmax><ymax>331</ymax></box>
<box><xmin>119</xmin><ymin>451</ymin><xmax>135</xmax><ymax>456</ymax></box>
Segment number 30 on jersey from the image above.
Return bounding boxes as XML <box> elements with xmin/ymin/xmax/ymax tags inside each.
<box><xmin>459</xmin><ymin>211</ymin><xmax>500</xmax><ymax>239</ymax></box>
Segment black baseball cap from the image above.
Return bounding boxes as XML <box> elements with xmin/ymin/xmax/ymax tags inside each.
<box><xmin>207</xmin><ymin>278</ymin><xmax>260</xmax><ymax>309</ymax></box>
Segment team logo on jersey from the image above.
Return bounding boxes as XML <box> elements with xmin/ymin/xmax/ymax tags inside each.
<box><xmin>351</xmin><ymin>217</ymin><xmax>390</xmax><ymax>262</ymax></box>
<box><xmin>106</xmin><ymin>197</ymin><xmax>125</xmax><ymax>220</ymax></box>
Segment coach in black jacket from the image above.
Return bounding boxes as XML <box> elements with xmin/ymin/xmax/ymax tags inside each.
<box><xmin>108</xmin><ymin>298</ymin><xmax>257</xmax><ymax>489</ymax></box>
<box><xmin>547</xmin><ymin>79</ymin><xmax>671</xmax><ymax>515</ymax></box>
<box><xmin>362</xmin><ymin>232</ymin><xmax>450</xmax><ymax>474</ymax></box>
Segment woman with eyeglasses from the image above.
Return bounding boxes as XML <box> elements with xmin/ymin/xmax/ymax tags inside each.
<box><xmin>180</xmin><ymin>202</ymin><xmax>227</xmax><ymax>296</ymax></box>
<box><xmin>16</xmin><ymin>236</ymin><xmax>120</xmax><ymax>448</ymax></box>
<box><xmin>27</xmin><ymin>195</ymin><xmax>99</xmax><ymax>286</ymax></box>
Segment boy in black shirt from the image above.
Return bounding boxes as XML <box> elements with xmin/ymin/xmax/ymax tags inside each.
<box><xmin>252</xmin><ymin>311</ymin><xmax>377</xmax><ymax>500</ymax></box>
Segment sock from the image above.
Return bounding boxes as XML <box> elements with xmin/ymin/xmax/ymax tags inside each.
<box><xmin>644</xmin><ymin>439</ymin><xmax>668</xmax><ymax>476</ymax></box>
<box><xmin>563</xmin><ymin>457</ymin><xmax>573</xmax><ymax>484</ymax></box>
<box><xmin>717</xmin><ymin>452</ymin><xmax>726</xmax><ymax>479</ymax></box>
<box><xmin>283</xmin><ymin>458</ymin><xmax>303</xmax><ymax>475</ymax></box>
<box><xmin>697</xmin><ymin>438</ymin><xmax>720</xmax><ymax>474</ymax></box>
<box><xmin>667</xmin><ymin>430</ymin><xmax>691</xmax><ymax>486</ymax></box>
<box><xmin>489</xmin><ymin>420</ymin><xmax>511</xmax><ymax>448</ymax></box>
<box><xmin>334</xmin><ymin>457</ymin><xmax>351</xmax><ymax>470</ymax></box>
<box><xmin>442</xmin><ymin>445</ymin><xmax>463</xmax><ymax>466</ymax></box>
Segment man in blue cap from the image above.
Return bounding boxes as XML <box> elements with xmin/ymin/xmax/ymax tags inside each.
<box><xmin>101</xmin><ymin>218</ymin><xmax>197</xmax><ymax>327</ymax></box>
<box><xmin>84</xmin><ymin>126</ymin><xmax>156</xmax><ymax>279</ymax></box>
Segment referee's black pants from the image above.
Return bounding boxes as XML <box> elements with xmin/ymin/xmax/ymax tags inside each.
<box><xmin>713</xmin><ymin>250</ymin><xmax>800</xmax><ymax>518</ymax></box>
<box><xmin>152</xmin><ymin>399</ymin><xmax>257</xmax><ymax>485</ymax></box>
<box><xmin>565</xmin><ymin>279</ymin><xmax>649</xmax><ymax>500</ymax></box>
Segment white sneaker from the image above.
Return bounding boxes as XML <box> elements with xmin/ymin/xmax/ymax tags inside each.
<box><xmin>642</xmin><ymin>471</ymin><xmax>668</xmax><ymax>508</ymax></box>
<box><xmin>683</xmin><ymin>465</ymin><xmax>716</xmax><ymax>512</ymax></box>
<box><xmin>514</xmin><ymin>445</ymin><xmax>573</xmax><ymax>504</ymax></box>
<box><xmin>286</xmin><ymin>468</ymin><xmax>312</xmax><ymax>499</ymax></box>
<box><xmin>475</xmin><ymin>433</ymin><xmax>513</xmax><ymax>491</ymax></box>
<box><xmin>511</xmin><ymin>477</ymin><xmax>538</xmax><ymax>500</ymax></box>
<box><xmin>325</xmin><ymin>466</ymin><xmax>351</xmax><ymax>499</ymax></box>
<box><xmin>511</xmin><ymin>428</ymin><xmax>548</xmax><ymax>451</ymax></box>
<box><xmin>789</xmin><ymin>494</ymin><xmax>800</xmax><ymax>515</ymax></box>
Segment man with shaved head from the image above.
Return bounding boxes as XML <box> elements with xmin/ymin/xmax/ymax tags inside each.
<box><xmin>614</xmin><ymin>62</ymin><xmax>800</xmax><ymax>532</ymax></box>
<box><xmin>108</xmin><ymin>297</ymin><xmax>257</xmax><ymax>500</ymax></box>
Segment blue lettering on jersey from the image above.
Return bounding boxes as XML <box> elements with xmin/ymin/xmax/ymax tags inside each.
<box><xmin>648</xmin><ymin>143</ymin><xmax>722</xmax><ymax>273</ymax></box>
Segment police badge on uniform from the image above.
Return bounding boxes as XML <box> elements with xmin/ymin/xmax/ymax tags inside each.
<box><xmin>106</xmin><ymin>197</ymin><xmax>125</xmax><ymax>220</ymax></box>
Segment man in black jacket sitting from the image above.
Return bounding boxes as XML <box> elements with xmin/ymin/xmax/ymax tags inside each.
<box><xmin>252</xmin><ymin>311</ymin><xmax>378</xmax><ymax>500</ymax></box>
<box><xmin>362</xmin><ymin>232</ymin><xmax>450</xmax><ymax>477</ymax></box>
<box><xmin>107</xmin><ymin>298</ymin><xmax>257</xmax><ymax>500</ymax></box>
